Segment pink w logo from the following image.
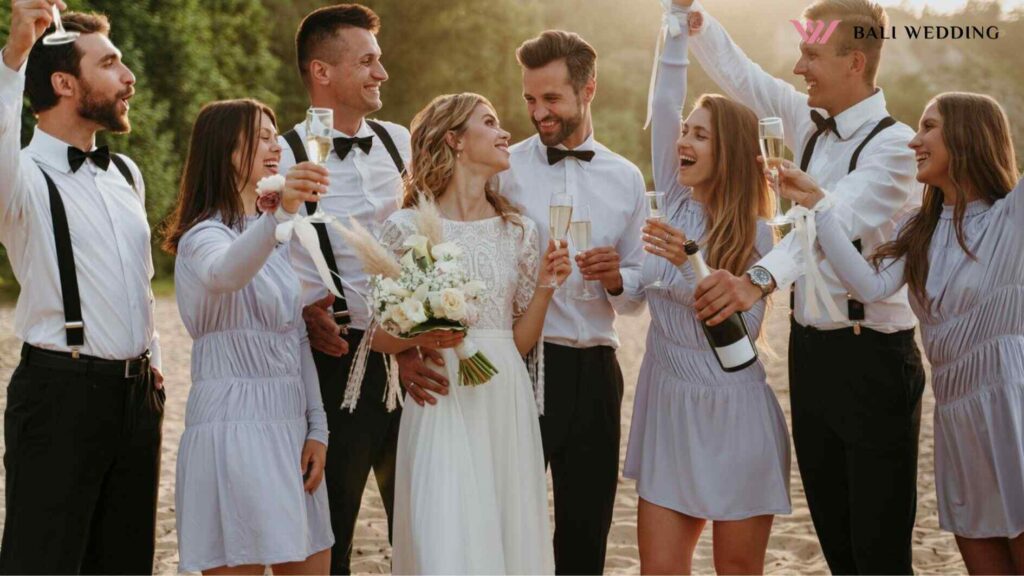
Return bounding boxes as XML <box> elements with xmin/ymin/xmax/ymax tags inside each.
<box><xmin>790</xmin><ymin>19</ymin><xmax>841</xmax><ymax>44</ymax></box>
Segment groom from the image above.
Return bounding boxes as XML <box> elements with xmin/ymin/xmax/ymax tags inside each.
<box><xmin>502</xmin><ymin>30</ymin><xmax>647</xmax><ymax>574</ymax></box>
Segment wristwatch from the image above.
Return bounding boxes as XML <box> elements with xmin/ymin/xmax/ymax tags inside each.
<box><xmin>746</xmin><ymin>266</ymin><xmax>775</xmax><ymax>298</ymax></box>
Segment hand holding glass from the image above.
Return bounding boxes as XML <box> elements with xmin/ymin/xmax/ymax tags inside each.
<box><xmin>305</xmin><ymin>108</ymin><xmax>334</xmax><ymax>223</ymax></box>
<box><xmin>759</xmin><ymin>117</ymin><xmax>789</xmax><ymax>226</ymax></box>
<box><xmin>643</xmin><ymin>191</ymin><xmax>666</xmax><ymax>289</ymax></box>
<box><xmin>570</xmin><ymin>204</ymin><xmax>598</xmax><ymax>300</ymax></box>
<box><xmin>42</xmin><ymin>4</ymin><xmax>79</xmax><ymax>45</ymax></box>
<box><xmin>547</xmin><ymin>192</ymin><xmax>573</xmax><ymax>288</ymax></box>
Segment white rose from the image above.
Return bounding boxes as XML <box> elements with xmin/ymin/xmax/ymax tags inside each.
<box><xmin>379</xmin><ymin>277</ymin><xmax>411</xmax><ymax>298</ymax></box>
<box><xmin>400</xmin><ymin>297</ymin><xmax>428</xmax><ymax>325</ymax></box>
<box><xmin>402</xmin><ymin>234</ymin><xmax>431</xmax><ymax>260</ymax></box>
<box><xmin>434</xmin><ymin>288</ymin><xmax>468</xmax><ymax>321</ymax></box>
<box><xmin>255</xmin><ymin>173</ymin><xmax>285</xmax><ymax>194</ymax></box>
<box><xmin>431</xmin><ymin>242</ymin><xmax>463</xmax><ymax>260</ymax></box>
<box><xmin>462</xmin><ymin>280</ymin><xmax>486</xmax><ymax>298</ymax></box>
<box><xmin>387</xmin><ymin>303</ymin><xmax>414</xmax><ymax>333</ymax></box>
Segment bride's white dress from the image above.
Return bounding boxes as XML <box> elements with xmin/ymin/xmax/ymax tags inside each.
<box><xmin>381</xmin><ymin>209</ymin><xmax>554</xmax><ymax>575</ymax></box>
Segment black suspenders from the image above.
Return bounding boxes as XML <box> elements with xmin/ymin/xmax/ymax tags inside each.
<box><xmin>39</xmin><ymin>155</ymin><xmax>137</xmax><ymax>357</ymax></box>
<box><xmin>282</xmin><ymin>120</ymin><xmax>407</xmax><ymax>328</ymax></box>
<box><xmin>791</xmin><ymin>115</ymin><xmax>897</xmax><ymax>324</ymax></box>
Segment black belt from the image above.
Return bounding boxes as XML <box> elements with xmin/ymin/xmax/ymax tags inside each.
<box><xmin>21</xmin><ymin>343</ymin><xmax>151</xmax><ymax>379</ymax></box>
<box><xmin>790</xmin><ymin>318</ymin><xmax>914</xmax><ymax>343</ymax></box>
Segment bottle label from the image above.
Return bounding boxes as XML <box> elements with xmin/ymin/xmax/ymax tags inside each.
<box><xmin>715</xmin><ymin>337</ymin><xmax>757</xmax><ymax>369</ymax></box>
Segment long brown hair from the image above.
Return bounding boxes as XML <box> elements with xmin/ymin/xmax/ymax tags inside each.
<box><xmin>162</xmin><ymin>99</ymin><xmax>276</xmax><ymax>254</ymax></box>
<box><xmin>871</xmin><ymin>92</ymin><xmax>1018</xmax><ymax>307</ymax></box>
<box><xmin>403</xmin><ymin>93</ymin><xmax>521</xmax><ymax>226</ymax></box>
<box><xmin>697</xmin><ymin>94</ymin><xmax>776</xmax><ymax>275</ymax></box>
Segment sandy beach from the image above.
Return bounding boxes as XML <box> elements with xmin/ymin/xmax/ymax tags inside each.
<box><xmin>0</xmin><ymin>297</ymin><xmax>965</xmax><ymax>574</ymax></box>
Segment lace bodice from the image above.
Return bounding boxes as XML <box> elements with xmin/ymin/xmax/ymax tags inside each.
<box><xmin>378</xmin><ymin>210</ymin><xmax>541</xmax><ymax>331</ymax></box>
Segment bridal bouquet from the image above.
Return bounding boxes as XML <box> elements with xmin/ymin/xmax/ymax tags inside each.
<box><xmin>335</xmin><ymin>199</ymin><xmax>499</xmax><ymax>386</ymax></box>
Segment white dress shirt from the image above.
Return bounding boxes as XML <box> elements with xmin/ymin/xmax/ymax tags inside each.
<box><xmin>688</xmin><ymin>1</ymin><xmax>920</xmax><ymax>332</ymax></box>
<box><xmin>499</xmin><ymin>133</ymin><xmax>647</xmax><ymax>349</ymax></box>
<box><xmin>279</xmin><ymin>119</ymin><xmax>410</xmax><ymax>330</ymax></box>
<box><xmin>0</xmin><ymin>58</ymin><xmax>160</xmax><ymax>367</ymax></box>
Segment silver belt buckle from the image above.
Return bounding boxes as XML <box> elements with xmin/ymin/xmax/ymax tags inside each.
<box><xmin>124</xmin><ymin>350</ymin><xmax>151</xmax><ymax>379</ymax></box>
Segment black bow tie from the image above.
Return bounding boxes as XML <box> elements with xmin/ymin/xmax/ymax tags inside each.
<box><xmin>334</xmin><ymin>136</ymin><xmax>373</xmax><ymax>160</ymax></box>
<box><xmin>67</xmin><ymin>145</ymin><xmax>111</xmax><ymax>172</ymax></box>
<box><xmin>546</xmin><ymin>147</ymin><xmax>595</xmax><ymax>165</ymax></box>
<box><xmin>810</xmin><ymin>110</ymin><xmax>840</xmax><ymax>138</ymax></box>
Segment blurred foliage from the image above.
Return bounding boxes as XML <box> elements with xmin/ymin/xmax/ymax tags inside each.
<box><xmin>1</xmin><ymin>0</ymin><xmax>1021</xmax><ymax>298</ymax></box>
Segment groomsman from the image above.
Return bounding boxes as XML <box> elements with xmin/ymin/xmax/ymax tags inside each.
<box><xmin>683</xmin><ymin>1</ymin><xmax>924</xmax><ymax>573</ymax></box>
<box><xmin>503</xmin><ymin>30</ymin><xmax>647</xmax><ymax>574</ymax></box>
<box><xmin>278</xmin><ymin>5</ymin><xmax>410</xmax><ymax>574</ymax></box>
<box><xmin>0</xmin><ymin>2</ymin><xmax>164</xmax><ymax>573</ymax></box>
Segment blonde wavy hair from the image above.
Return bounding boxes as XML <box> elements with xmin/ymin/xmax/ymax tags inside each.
<box><xmin>403</xmin><ymin>93</ymin><xmax>522</xmax><ymax>227</ymax></box>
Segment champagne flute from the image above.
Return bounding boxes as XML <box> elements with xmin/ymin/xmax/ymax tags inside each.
<box><xmin>305</xmin><ymin>107</ymin><xmax>334</xmax><ymax>223</ymax></box>
<box><xmin>644</xmin><ymin>191</ymin><xmax>666</xmax><ymax>289</ymax></box>
<box><xmin>548</xmin><ymin>192</ymin><xmax>573</xmax><ymax>289</ymax></box>
<box><xmin>42</xmin><ymin>4</ymin><xmax>80</xmax><ymax>46</ymax></box>
<box><xmin>759</xmin><ymin>117</ymin><xmax>789</xmax><ymax>227</ymax></box>
<box><xmin>570</xmin><ymin>204</ymin><xmax>597</xmax><ymax>301</ymax></box>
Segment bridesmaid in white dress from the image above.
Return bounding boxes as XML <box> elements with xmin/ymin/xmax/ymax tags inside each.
<box><xmin>776</xmin><ymin>93</ymin><xmax>1024</xmax><ymax>574</ymax></box>
<box><xmin>163</xmin><ymin>99</ymin><xmax>333</xmax><ymax>574</ymax></box>
<box><xmin>374</xmin><ymin>93</ymin><xmax>569</xmax><ymax>575</ymax></box>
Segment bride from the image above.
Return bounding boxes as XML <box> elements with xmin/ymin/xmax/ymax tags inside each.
<box><xmin>379</xmin><ymin>93</ymin><xmax>568</xmax><ymax>574</ymax></box>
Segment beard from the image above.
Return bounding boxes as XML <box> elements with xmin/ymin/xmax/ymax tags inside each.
<box><xmin>532</xmin><ymin>102</ymin><xmax>584</xmax><ymax>147</ymax></box>
<box><xmin>77</xmin><ymin>79</ymin><xmax>131</xmax><ymax>134</ymax></box>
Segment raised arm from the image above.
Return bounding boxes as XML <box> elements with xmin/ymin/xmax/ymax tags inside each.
<box><xmin>814</xmin><ymin>207</ymin><xmax>906</xmax><ymax>302</ymax></box>
<box><xmin>0</xmin><ymin>53</ymin><xmax>35</xmax><ymax>232</ymax></box>
<box><xmin>686</xmin><ymin>1</ymin><xmax>813</xmax><ymax>150</ymax></box>
<box><xmin>180</xmin><ymin>217</ymin><xmax>280</xmax><ymax>294</ymax></box>
<box><xmin>651</xmin><ymin>4</ymin><xmax>690</xmax><ymax>193</ymax></box>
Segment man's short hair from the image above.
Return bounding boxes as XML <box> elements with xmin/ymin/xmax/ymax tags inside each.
<box><xmin>804</xmin><ymin>0</ymin><xmax>888</xmax><ymax>84</ymax></box>
<box><xmin>25</xmin><ymin>12</ymin><xmax>111</xmax><ymax>114</ymax></box>
<box><xmin>295</xmin><ymin>3</ymin><xmax>380</xmax><ymax>84</ymax></box>
<box><xmin>515</xmin><ymin>30</ymin><xmax>597</xmax><ymax>95</ymax></box>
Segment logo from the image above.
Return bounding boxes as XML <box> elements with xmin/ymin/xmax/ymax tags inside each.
<box><xmin>790</xmin><ymin>19</ymin><xmax>841</xmax><ymax>44</ymax></box>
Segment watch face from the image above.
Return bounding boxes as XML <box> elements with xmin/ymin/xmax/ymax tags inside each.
<box><xmin>749</xmin><ymin>267</ymin><xmax>771</xmax><ymax>286</ymax></box>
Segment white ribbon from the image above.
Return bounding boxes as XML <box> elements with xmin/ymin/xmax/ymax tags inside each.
<box><xmin>785</xmin><ymin>205</ymin><xmax>846</xmax><ymax>323</ymax></box>
<box><xmin>644</xmin><ymin>0</ymin><xmax>684</xmax><ymax>130</ymax></box>
<box><xmin>274</xmin><ymin>214</ymin><xmax>344</xmax><ymax>299</ymax></box>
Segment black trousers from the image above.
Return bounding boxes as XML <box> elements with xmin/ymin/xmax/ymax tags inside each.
<box><xmin>540</xmin><ymin>343</ymin><xmax>623</xmax><ymax>575</ymax></box>
<box><xmin>0</xmin><ymin>356</ymin><xmax>164</xmax><ymax>574</ymax></box>
<box><xmin>313</xmin><ymin>329</ymin><xmax>400</xmax><ymax>575</ymax></box>
<box><xmin>789</xmin><ymin>319</ymin><xmax>925</xmax><ymax>575</ymax></box>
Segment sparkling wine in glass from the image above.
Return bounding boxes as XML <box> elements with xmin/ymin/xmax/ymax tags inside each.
<box><xmin>42</xmin><ymin>5</ymin><xmax>80</xmax><ymax>46</ymax></box>
<box><xmin>759</xmin><ymin>117</ymin><xmax>789</xmax><ymax>227</ymax></box>
<box><xmin>569</xmin><ymin>204</ymin><xmax>598</xmax><ymax>301</ymax></box>
<box><xmin>305</xmin><ymin>107</ymin><xmax>334</xmax><ymax>223</ymax></box>
<box><xmin>548</xmin><ymin>192</ymin><xmax>573</xmax><ymax>289</ymax></box>
<box><xmin>644</xmin><ymin>191</ymin><xmax>667</xmax><ymax>289</ymax></box>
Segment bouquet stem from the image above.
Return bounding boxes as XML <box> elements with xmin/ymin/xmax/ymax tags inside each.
<box><xmin>454</xmin><ymin>338</ymin><xmax>498</xmax><ymax>386</ymax></box>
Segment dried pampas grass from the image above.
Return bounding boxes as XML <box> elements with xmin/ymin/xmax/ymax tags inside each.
<box><xmin>412</xmin><ymin>193</ymin><xmax>445</xmax><ymax>246</ymax></box>
<box><xmin>330</xmin><ymin>217</ymin><xmax>402</xmax><ymax>279</ymax></box>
